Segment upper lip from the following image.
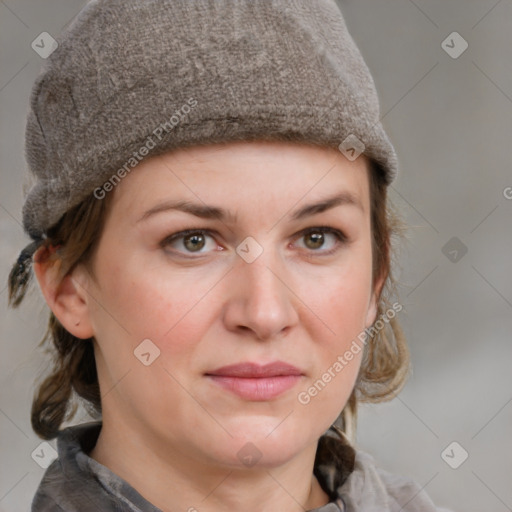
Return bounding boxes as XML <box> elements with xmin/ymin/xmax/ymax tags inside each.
<box><xmin>206</xmin><ymin>361</ymin><xmax>303</xmax><ymax>378</ymax></box>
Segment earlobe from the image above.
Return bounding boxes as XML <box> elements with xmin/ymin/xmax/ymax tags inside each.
<box><xmin>365</xmin><ymin>294</ymin><xmax>379</xmax><ymax>329</ymax></box>
<box><xmin>33</xmin><ymin>247</ymin><xmax>94</xmax><ymax>339</ymax></box>
<box><xmin>365</xmin><ymin>272</ymin><xmax>386</xmax><ymax>329</ymax></box>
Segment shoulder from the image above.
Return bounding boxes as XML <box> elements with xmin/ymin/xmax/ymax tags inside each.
<box><xmin>338</xmin><ymin>449</ymin><xmax>454</xmax><ymax>512</ymax></box>
<box><xmin>31</xmin><ymin>459</ymin><xmax>66</xmax><ymax>511</ymax></box>
<box><xmin>31</xmin><ymin>422</ymin><xmax>118</xmax><ymax>512</ymax></box>
<box><xmin>31</xmin><ymin>455</ymin><xmax>117</xmax><ymax>512</ymax></box>
<box><xmin>31</xmin><ymin>457</ymin><xmax>81</xmax><ymax>512</ymax></box>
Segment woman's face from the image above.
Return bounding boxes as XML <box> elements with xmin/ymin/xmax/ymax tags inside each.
<box><xmin>72</xmin><ymin>140</ymin><xmax>381</xmax><ymax>468</ymax></box>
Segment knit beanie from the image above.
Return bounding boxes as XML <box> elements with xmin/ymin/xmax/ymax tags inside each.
<box><xmin>17</xmin><ymin>0</ymin><xmax>398</xmax><ymax>263</ymax></box>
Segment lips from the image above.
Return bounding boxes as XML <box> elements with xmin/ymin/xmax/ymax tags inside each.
<box><xmin>205</xmin><ymin>361</ymin><xmax>304</xmax><ymax>401</ymax></box>
<box><xmin>205</xmin><ymin>361</ymin><xmax>303</xmax><ymax>378</ymax></box>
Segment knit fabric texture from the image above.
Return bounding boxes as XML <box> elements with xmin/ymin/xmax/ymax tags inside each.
<box><xmin>22</xmin><ymin>0</ymin><xmax>398</xmax><ymax>240</ymax></box>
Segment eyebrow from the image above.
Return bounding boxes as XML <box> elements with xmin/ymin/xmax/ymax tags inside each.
<box><xmin>136</xmin><ymin>192</ymin><xmax>363</xmax><ymax>224</ymax></box>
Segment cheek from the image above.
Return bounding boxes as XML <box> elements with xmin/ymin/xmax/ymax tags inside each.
<box><xmin>298</xmin><ymin>274</ymin><xmax>369</xmax><ymax>423</ymax></box>
<box><xmin>93</xmin><ymin>258</ymin><xmax>219</xmax><ymax>364</ymax></box>
<box><xmin>312</xmin><ymin>257</ymin><xmax>373</xmax><ymax>339</ymax></box>
<box><xmin>299</xmin><ymin>252</ymin><xmax>372</xmax><ymax>397</ymax></box>
<box><xmin>320</xmin><ymin>279</ymin><xmax>368</xmax><ymax>369</ymax></box>
<box><xmin>89</xmin><ymin>261</ymin><xmax>214</xmax><ymax>418</ymax></box>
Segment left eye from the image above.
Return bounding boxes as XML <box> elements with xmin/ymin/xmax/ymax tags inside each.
<box><xmin>295</xmin><ymin>227</ymin><xmax>346</xmax><ymax>253</ymax></box>
<box><xmin>161</xmin><ymin>227</ymin><xmax>346</xmax><ymax>257</ymax></box>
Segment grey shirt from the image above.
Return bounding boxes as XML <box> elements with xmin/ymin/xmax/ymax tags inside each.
<box><xmin>31</xmin><ymin>421</ymin><xmax>453</xmax><ymax>512</ymax></box>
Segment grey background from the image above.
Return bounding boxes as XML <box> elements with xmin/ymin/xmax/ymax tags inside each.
<box><xmin>1</xmin><ymin>1</ymin><xmax>511</xmax><ymax>511</ymax></box>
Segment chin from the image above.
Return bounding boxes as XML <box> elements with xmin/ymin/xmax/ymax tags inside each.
<box><xmin>203</xmin><ymin>420</ymin><xmax>316</xmax><ymax>469</ymax></box>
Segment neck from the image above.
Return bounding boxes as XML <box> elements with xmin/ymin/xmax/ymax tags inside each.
<box><xmin>88</xmin><ymin>416</ymin><xmax>330</xmax><ymax>512</ymax></box>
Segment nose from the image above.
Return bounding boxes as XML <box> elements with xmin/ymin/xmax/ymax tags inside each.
<box><xmin>222</xmin><ymin>250</ymin><xmax>300</xmax><ymax>341</ymax></box>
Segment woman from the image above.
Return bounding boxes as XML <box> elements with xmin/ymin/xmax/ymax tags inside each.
<box><xmin>8</xmin><ymin>0</ymin><xmax>453</xmax><ymax>510</ymax></box>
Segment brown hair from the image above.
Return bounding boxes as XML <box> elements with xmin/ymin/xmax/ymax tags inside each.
<box><xmin>340</xmin><ymin>159</ymin><xmax>410</xmax><ymax>440</ymax></box>
<box><xmin>8</xmin><ymin>156</ymin><xmax>409</xmax><ymax>441</ymax></box>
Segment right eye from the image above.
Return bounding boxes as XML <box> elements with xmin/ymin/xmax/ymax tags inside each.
<box><xmin>160</xmin><ymin>229</ymin><xmax>223</xmax><ymax>257</ymax></box>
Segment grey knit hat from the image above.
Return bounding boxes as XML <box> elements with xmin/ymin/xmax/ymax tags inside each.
<box><xmin>21</xmin><ymin>0</ymin><xmax>398</xmax><ymax>244</ymax></box>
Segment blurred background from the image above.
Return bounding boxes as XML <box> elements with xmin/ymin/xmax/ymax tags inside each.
<box><xmin>1</xmin><ymin>1</ymin><xmax>511</xmax><ymax>511</ymax></box>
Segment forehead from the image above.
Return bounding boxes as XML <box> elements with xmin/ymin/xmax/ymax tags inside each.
<box><xmin>110</xmin><ymin>140</ymin><xmax>371</xmax><ymax>220</ymax></box>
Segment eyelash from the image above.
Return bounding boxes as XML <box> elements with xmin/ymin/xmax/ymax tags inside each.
<box><xmin>160</xmin><ymin>226</ymin><xmax>348</xmax><ymax>259</ymax></box>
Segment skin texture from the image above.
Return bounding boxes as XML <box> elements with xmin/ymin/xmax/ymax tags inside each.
<box><xmin>34</xmin><ymin>140</ymin><xmax>384</xmax><ymax>512</ymax></box>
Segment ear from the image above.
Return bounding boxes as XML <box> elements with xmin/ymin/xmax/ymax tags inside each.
<box><xmin>33</xmin><ymin>246</ymin><xmax>95</xmax><ymax>340</ymax></box>
<box><xmin>364</xmin><ymin>270</ymin><xmax>386</xmax><ymax>329</ymax></box>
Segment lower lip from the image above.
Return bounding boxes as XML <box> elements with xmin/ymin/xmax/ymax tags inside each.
<box><xmin>206</xmin><ymin>375</ymin><xmax>302</xmax><ymax>401</ymax></box>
